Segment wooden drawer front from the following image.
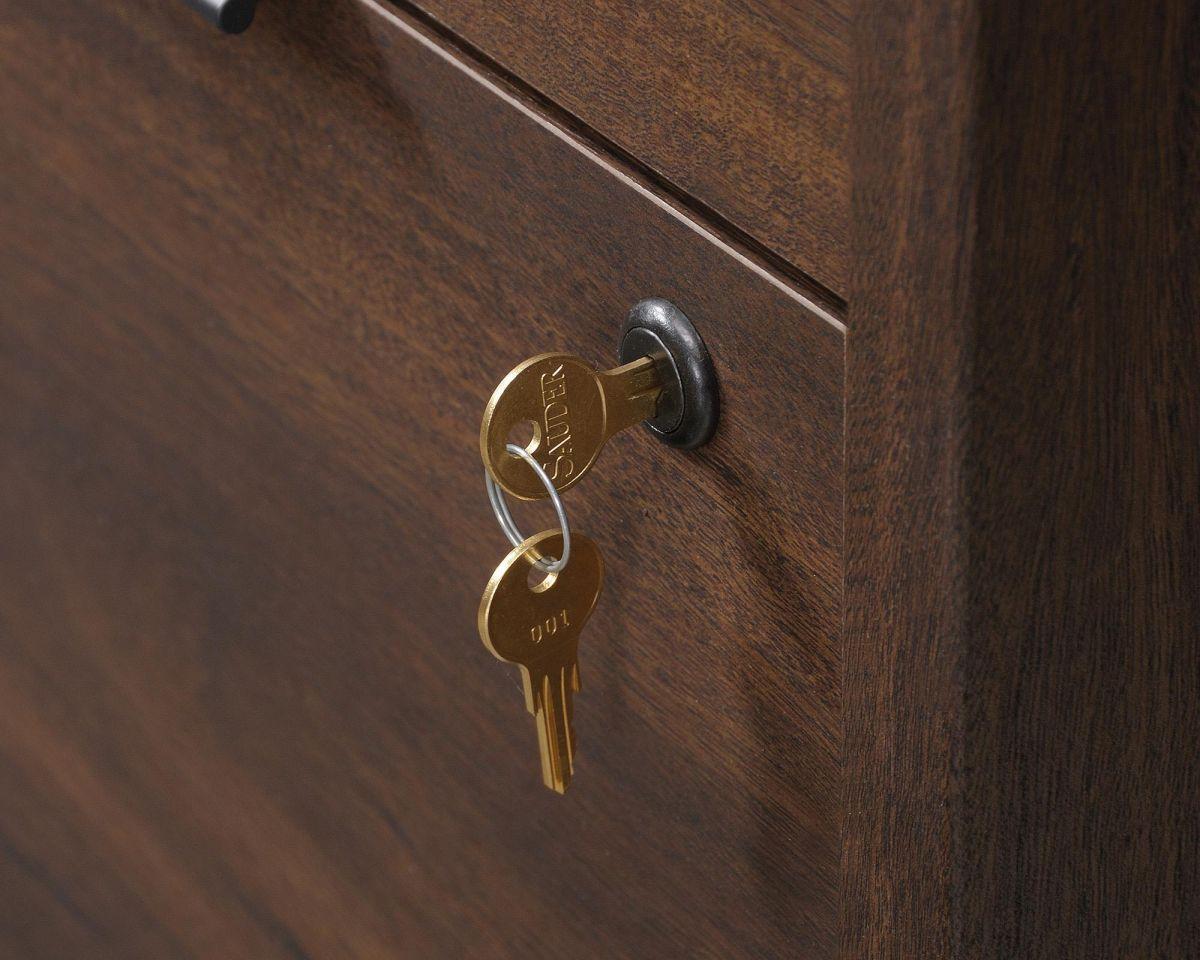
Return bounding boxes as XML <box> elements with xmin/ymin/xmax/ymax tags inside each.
<box><xmin>410</xmin><ymin>0</ymin><xmax>849</xmax><ymax>297</ymax></box>
<box><xmin>0</xmin><ymin>1</ymin><xmax>843</xmax><ymax>957</ymax></box>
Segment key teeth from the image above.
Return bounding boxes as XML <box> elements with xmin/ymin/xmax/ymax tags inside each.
<box><xmin>521</xmin><ymin>669</ymin><xmax>538</xmax><ymax>715</ymax></box>
<box><xmin>536</xmin><ymin>716</ymin><xmax>569</xmax><ymax>793</ymax></box>
<box><xmin>534</xmin><ymin>668</ymin><xmax>575</xmax><ymax>794</ymax></box>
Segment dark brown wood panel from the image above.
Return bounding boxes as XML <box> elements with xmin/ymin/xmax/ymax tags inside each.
<box><xmin>0</xmin><ymin>0</ymin><xmax>844</xmax><ymax>957</ymax></box>
<box><xmin>406</xmin><ymin>0</ymin><xmax>849</xmax><ymax>297</ymax></box>
<box><xmin>846</xmin><ymin>0</ymin><xmax>1199</xmax><ymax>956</ymax></box>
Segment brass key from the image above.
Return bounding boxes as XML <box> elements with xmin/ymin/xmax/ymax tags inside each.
<box><xmin>480</xmin><ymin>352</ymin><xmax>667</xmax><ymax>500</ymax></box>
<box><xmin>478</xmin><ymin>529</ymin><xmax>604</xmax><ymax>793</ymax></box>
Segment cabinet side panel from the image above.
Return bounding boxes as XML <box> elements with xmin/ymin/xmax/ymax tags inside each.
<box><xmin>847</xmin><ymin>1</ymin><xmax>1200</xmax><ymax>957</ymax></box>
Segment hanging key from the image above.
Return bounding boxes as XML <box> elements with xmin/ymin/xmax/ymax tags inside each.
<box><xmin>478</xmin><ymin>529</ymin><xmax>604</xmax><ymax>793</ymax></box>
<box><xmin>480</xmin><ymin>352</ymin><xmax>667</xmax><ymax>501</ymax></box>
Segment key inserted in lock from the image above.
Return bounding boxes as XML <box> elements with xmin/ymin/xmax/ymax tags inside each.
<box><xmin>480</xmin><ymin>298</ymin><xmax>719</xmax><ymax>501</ymax></box>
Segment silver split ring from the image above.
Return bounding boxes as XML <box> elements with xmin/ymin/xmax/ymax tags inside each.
<box><xmin>484</xmin><ymin>444</ymin><xmax>570</xmax><ymax>573</ymax></box>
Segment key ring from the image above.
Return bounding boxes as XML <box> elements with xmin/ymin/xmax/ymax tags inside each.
<box><xmin>484</xmin><ymin>443</ymin><xmax>571</xmax><ymax>573</ymax></box>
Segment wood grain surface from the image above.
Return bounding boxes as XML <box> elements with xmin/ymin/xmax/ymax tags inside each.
<box><xmin>846</xmin><ymin>0</ymin><xmax>1199</xmax><ymax>957</ymax></box>
<box><xmin>0</xmin><ymin>0</ymin><xmax>844</xmax><ymax>957</ymax></box>
<box><xmin>404</xmin><ymin>0</ymin><xmax>849</xmax><ymax>298</ymax></box>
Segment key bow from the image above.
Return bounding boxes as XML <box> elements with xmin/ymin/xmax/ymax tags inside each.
<box><xmin>480</xmin><ymin>352</ymin><xmax>665</xmax><ymax>500</ymax></box>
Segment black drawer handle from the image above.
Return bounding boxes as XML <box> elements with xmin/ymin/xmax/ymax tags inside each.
<box><xmin>183</xmin><ymin>0</ymin><xmax>257</xmax><ymax>33</ymax></box>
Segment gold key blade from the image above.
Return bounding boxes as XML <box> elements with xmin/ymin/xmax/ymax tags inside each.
<box><xmin>480</xmin><ymin>353</ymin><xmax>665</xmax><ymax>501</ymax></box>
<box><xmin>478</xmin><ymin>530</ymin><xmax>604</xmax><ymax>793</ymax></box>
<box><xmin>528</xmin><ymin>662</ymin><xmax>581</xmax><ymax>793</ymax></box>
